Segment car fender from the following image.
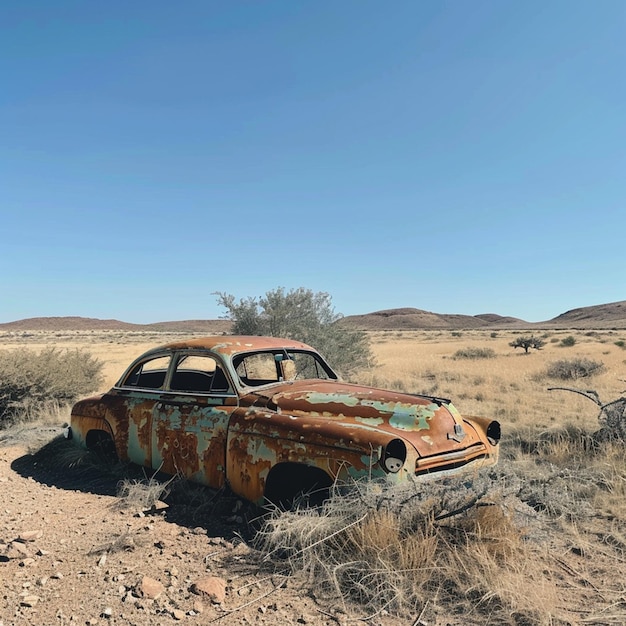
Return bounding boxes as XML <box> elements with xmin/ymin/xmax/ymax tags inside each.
<box><xmin>225</xmin><ymin>408</ymin><xmax>415</xmax><ymax>503</ymax></box>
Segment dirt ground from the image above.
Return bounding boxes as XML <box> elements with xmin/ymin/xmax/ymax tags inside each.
<box><xmin>0</xmin><ymin>426</ymin><xmax>410</xmax><ymax>626</ymax></box>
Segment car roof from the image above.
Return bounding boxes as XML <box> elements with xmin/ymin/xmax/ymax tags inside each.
<box><xmin>151</xmin><ymin>335</ymin><xmax>316</xmax><ymax>357</ymax></box>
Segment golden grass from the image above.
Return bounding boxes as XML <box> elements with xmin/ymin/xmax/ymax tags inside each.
<box><xmin>3</xmin><ymin>328</ymin><xmax>624</xmax><ymax>422</ymax></box>
<box><xmin>364</xmin><ymin>329</ymin><xmax>626</xmax><ymax>431</ymax></box>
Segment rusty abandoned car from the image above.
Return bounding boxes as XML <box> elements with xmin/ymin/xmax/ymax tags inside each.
<box><xmin>68</xmin><ymin>336</ymin><xmax>501</xmax><ymax>506</ymax></box>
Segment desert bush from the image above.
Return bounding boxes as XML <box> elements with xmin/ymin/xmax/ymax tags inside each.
<box><xmin>545</xmin><ymin>358</ymin><xmax>604</xmax><ymax>380</ymax></box>
<box><xmin>452</xmin><ymin>347</ymin><xmax>496</xmax><ymax>360</ymax></box>
<box><xmin>614</xmin><ymin>340</ymin><xmax>626</xmax><ymax>349</ymax></box>
<box><xmin>215</xmin><ymin>287</ymin><xmax>373</xmax><ymax>377</ymax></box>
<box><xmin>560</xmin><ymin>335</ymin><xmax>576</xmax><ymax>347</ymax></box>
<box><xmin>0</xmin><ymin>347</ymin><xmax>103</xmax><ymax>426</ymax></box>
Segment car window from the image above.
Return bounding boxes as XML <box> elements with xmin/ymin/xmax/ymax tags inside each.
<box><xmin>235</xmin><ymin>353</ymin><xmax>278</xmax><ymax>386</ymax></box>
<box><xmin>170</xmin><ymin>354</ymin><xmax>233</xmax><ymax>394</ymax></box>
<box><xmin>287</xmin><ymin>351</ymin><xmax>333</xmax><ymax>380</ymax></box>
<box><xmin>121</xmin><ymin>355</ymin><xmax>171</xmax><ymax>389</ymax></box>
<box><xmin>234</xmin><ymin>350</ymin><xmax>337</xmax><ymax>386</ymax></box>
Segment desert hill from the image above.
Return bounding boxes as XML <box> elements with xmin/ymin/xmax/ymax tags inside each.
<box><xmin>0</xmin><ymin>316</ymin><xmax>232</xmax><ymax>334</ymax></box>
<box><xmin>1</xmin><ymin>300</ymin><xmax>625</xmax><ymax>332</ymax></box>
<box><xmin>339</xmin><ymin>300</ymin><xmax>626</xmax><ymax>330</ymax></box>
<box><xmin>338</xmin><ymin>308</ymin><xmax>532</xmax><ymax>331</ymax></box>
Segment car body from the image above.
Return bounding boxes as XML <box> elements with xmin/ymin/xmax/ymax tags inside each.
<box><xmin>69</xmin><ymin>336</ymin><xmax>501</xmax><ymax>506</ymax></box>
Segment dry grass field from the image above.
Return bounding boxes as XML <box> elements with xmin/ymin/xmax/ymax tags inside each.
<box><xmin>3</xmin><ymin>327</ymin><xmax>625</xmax><ymax>418</ymax></box>
<box><xmin>1</xmin><ymin>327</ymin><xmax>626</xmax><ymax>625</ymax></box>
<box><xmin>363</xmin><ymin>328</ymin><xmax>626</xmax><ymax>431</ymax></box>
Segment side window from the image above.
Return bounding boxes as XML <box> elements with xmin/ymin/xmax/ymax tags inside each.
<box><xmin>170</xmin><ymin>355</ymin><xmax>232</xmax><ymax>394</ymax></box>
<box><xmin>288</xmin><ymin>351</ymin><xmax>333</xmax><ymax>380</ymax></box>
<box><xmin>235</xmin><ymin>353</ymin><xmax>279</xmax><ymax>386</ymax></box>
<box><xmin>121</xmin><ymin>355</ymin><xmax>171</xmax><ymax>389</ymax></box>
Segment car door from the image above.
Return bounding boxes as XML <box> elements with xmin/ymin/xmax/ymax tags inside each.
<box><xmin>151</xmin><ymin>352</ymin><xmax>237</xmax><ymax>488</ymax></box>
<box><xmin>106</xmin><ymin>353</ymin><xmax>172</xmax><ymax>467</ymax></box>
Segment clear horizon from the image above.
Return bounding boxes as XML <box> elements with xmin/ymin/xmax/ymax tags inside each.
<box><xmin>2</xmin><ymin>2</ymin><xmax>625</xmax><ymax>325</ymax></box>
<box><xmin>1</xmin><ymin>297</ymin><xmax>623</xmax><ymax>326</ymax></box>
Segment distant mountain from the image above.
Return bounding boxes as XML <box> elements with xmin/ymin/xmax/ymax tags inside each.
<box><xmin>338</xmin><ymin>308</ymin><xmax>531</xmax><ymax>331</ymax></box>
<box><xmin>340</xmin><ymin>301</ymin><xmax>626</xmax><ymax>330</ymax></box>
<box><xmin>541</xmin><ymin>300</ymin><xmax>626</xmax><ymax>329</ymax></box>
<box><xmin>1</xmin><ymin>300</ymin><xmax>625</xmax><ymax>332</ymax></box>
<box><xmin>0</xmin><ymin>317</ymin><xmax>232</xmax><ymax>333</ymax></box>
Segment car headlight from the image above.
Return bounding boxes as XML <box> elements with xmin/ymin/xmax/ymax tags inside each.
<box><xmin>382</xmin><ymin>438</ymin><xmax>407</xmax><ymax>473</ymax></box>
<box><xmin>487</xmin><ymin>421</ymin><xmax>501</xmax><ymax>446</ymax></box>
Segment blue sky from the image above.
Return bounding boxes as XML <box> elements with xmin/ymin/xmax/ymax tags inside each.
<box><xmin>2</xmin><ymin>1</ymin><xmax>625</xmax><ymax>324</ymax></box>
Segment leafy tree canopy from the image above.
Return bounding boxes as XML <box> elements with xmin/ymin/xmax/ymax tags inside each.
<box><xmin>215</xmin><ymin>287</ymin><xmax>373</xmax><ymax>377</ymax></box>
<box><xmin>509</xmin><ymin>336</ymin><xmax>546</xmax><ymax>353</ymax></box>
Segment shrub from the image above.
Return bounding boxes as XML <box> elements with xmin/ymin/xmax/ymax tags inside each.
<box><xmin>614</xmin><ymin>340</ymin><xmax>626</xmax><ymax>349</ymax></box>
<box><xmin>560</xmin><ymin>335</ymin><xmax>576</xmax><ymax>347</ymax></box>
<box><xmin>215</xmin><ymin>287</ymin><xmax>373</xmax><ymax>377</ymax></box>
<box><xmin>452</xmin><ymin>347</ymin><xmax>496</xmax><ymax>360</ymax></box>
<box><xmin>0</xmin><ymin>348</ymin><xmax>103</xmax><ymax>426</ymax></box>
<box><xmin>545</xmin><ymin>358</ymin><xmax>604</xmax><ymax>380</ymax></box>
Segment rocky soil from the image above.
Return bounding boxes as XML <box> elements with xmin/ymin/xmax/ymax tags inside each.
<box><xmin>0</xmin><ymin>427</ymin><xmax>403</xmax><ymax>626</ymax></box>
<box><xmin>2</xmin><ymin>426</ymin><xmax>626</xmax><ymax>626</ymax></box>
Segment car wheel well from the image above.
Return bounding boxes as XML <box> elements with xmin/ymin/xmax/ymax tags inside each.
<box><xmin>264</xmin><ymin>462</ymin><xmax>333</xmax><ymax>510</ymax></box>
<box><xmin>85</xmin><ymin>430</ymin><xmax>118</xmax><ymax>462</ymax></box>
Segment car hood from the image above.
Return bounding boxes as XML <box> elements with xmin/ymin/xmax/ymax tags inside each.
<box><xmin>244</xmin><ymin>380</ymin><xmax>485</xmax><ymax>457</ymax></box>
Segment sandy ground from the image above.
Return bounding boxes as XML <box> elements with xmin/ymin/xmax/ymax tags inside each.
<box><xmin>0</xmin><ymin>427</ymin><xmax>408</xmax><ymax>626</ymax></box>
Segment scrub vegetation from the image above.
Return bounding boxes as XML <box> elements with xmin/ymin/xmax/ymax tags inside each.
<box><xmin>215</xmin><ymin>287</ymin><xmax>374</xmax><ymax>377</ymax></box>
<box><xmin>0</xmin><ymin>347</ymin><xmax>103</xmax><ymax>426</ymax></box>
<box><xmin>1</xmin><ymin>327</ymin><xmax>626</xmax><ymax>624</ymax></box>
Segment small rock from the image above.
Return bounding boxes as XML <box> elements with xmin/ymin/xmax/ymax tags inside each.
<box><xmin>17</xmin><ymin>530</ymin><xmax>43</xmax><ymax>542</ymax></box>
<box><xmin>172</xmin><ymin>609</ymin><xmax>185</xmax><ymax>620</ymax></box>
<box><xmin>190</xmin><ymin>576</ymin><xmax>226</xmax><ymax>604</ymax></box>
<box><xmin>6</xmin><ymin>543</ymin><xmax>30</xmax><ymax>559</ymax></box>
<box><xmin>137</xmin><ymin>576</ymin><xmax>165</xmax><ymax>600</ymax></box>
<box><xmin>101</xmin><ymin>607</ymin><xmax>113</xmax><ymax>618</ymax></box>
<box><xmin>20</xmin><ymin>595</ymin><xmax>40</xmax><ymax>607</ymax></box>
<box><xmin>19</xmin><ymin>558</ymin><xmax>35</xmax><ymax>567</ymax></box>
<box><xmin>192</xmin><ymin>600</ymin><xmax>205</xmax><ymax>614</ymax></box>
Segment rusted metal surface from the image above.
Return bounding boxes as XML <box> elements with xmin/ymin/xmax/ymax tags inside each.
<box><xmin>70</xmin><ymin>336</ymin><xmax>500</xmax><ymax>505</ymax></box>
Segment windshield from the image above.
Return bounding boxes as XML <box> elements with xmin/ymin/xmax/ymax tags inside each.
<box><xmin>232</xmin><ymin>349</ymin><xmax>337</xmax><ymax>387</ymax></box>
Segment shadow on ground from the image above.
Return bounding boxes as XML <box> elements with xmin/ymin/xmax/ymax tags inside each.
<box><xmin>8</xmin><ymin>432</ymin><xmax>258</xmax><ymax>541</ymax></box>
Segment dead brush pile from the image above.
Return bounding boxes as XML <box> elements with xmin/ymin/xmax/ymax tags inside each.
<box><xmin>257</xmin><ymin>423</ymin><xmax>626</xmax><ymax>625</ymax></box>
<box><xmin>256</xmin><ymin>470</ymin><xmax>557</xmax><ymax>624</ymax></box>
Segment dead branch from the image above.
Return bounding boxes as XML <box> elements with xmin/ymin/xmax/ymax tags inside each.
<box><xmin>547</xmin><ymin>387</ymin><xmax>603</xmax><ymax>406</ymax></box>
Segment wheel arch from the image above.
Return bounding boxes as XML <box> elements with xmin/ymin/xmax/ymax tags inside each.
<box><xmin>263</xmin><ymin>461</ymin><xmax>334</xmax><ymax>509</ymax></box>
